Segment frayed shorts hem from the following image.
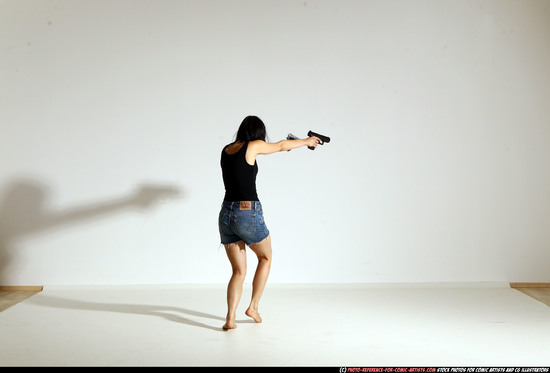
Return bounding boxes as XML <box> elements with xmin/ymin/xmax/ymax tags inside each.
<box><xmin>220</xmin><ymin>231</ymin><xmax>270</xmax><ymax>247</ymax></box>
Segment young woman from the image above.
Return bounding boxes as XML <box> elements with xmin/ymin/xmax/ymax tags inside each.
<box><xmin>219</xmin><ymin>115</ymin><xmax>320</xmax><ymax>330</ymax></box>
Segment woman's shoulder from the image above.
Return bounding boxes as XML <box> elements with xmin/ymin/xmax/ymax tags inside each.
<box><xmin>247</xmin><ymin>139</ymin><xmax>267</xmax><ymax>149</ymax></box>
<box><xmin>224</xmin><ymin>141</ymin><xmax>247</xmax><ymax>155</ymax></box>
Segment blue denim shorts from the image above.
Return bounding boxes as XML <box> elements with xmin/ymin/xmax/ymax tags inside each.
<box><xmin>218</xmin><ymin>201</ymin><xmax>270</xmax><ymax>246</ymax></box>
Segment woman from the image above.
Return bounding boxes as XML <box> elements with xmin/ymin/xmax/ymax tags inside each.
<box><xmin>219</xmin><ymin>115</ymin><xmax>320</xmax><ymax>330</ymax></box>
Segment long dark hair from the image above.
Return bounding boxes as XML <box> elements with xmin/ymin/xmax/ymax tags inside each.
<box><xmin>234</xmin><ymin>115</ymin><xmax>267</xmax><ymax>142</ymax></box>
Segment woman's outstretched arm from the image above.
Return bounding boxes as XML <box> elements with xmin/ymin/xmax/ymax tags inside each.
<box><xmin>247</xmin><ymin>136</ymin><xmax>320</xmax><ymax>160</ymax></box>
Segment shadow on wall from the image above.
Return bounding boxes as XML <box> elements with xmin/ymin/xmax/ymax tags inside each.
<box><xmin>0</xmin><ymin>179</ymin><xmax>182</xmax><ymax>285</ymax></box>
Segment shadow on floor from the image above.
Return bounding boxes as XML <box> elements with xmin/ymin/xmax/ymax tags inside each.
<box><xmin>28</xmin><ymin>293</ymin><xmax>254</xmax><ymax>332</ymax></box>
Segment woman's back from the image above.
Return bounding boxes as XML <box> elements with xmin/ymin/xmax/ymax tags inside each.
<box><xmin>221</xmin><ymin>141</ymin><xmax>259</xmax><ymax>202</ymax></box>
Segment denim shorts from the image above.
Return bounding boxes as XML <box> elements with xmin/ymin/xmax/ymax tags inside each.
<box><xmin>218</xmin><ymin>201</ymin><xmax>270</xmax><ymax>246</ymax></box>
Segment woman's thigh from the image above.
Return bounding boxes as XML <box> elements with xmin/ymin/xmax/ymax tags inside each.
<box><xmin>249</xmin><ymin>234</ymin><xmax>272</xmax><ymax>261</ymax></box>
<box><xmin>225</xmin><ymin>240</ymin><xmax>247</xmax><ymax>273</ymax></box>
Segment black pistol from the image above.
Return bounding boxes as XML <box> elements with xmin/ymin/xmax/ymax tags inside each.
<box><xmin>286</xmin><ymin>131</ymin><xmax>331</xmax><ymax>151</ymax></box>
<box><xmin>307</xmin><ymin>130</ymin><xmax>331</xmax><ymax>150</ymax></box>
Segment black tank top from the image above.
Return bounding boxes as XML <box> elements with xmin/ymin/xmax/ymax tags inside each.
<box><xmin>221</xmin><ymin>142</ymin><xmax>259</xmax><ymax>201</ymax></box>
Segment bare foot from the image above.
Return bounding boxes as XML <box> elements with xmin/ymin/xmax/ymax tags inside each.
<box><xmin>223</xmin><ymin>314</ymin><xmax>237</xmax><ymax>330</ymax></box>
<box><xmin>245</xmin><ymin>307</ymin><xmax>262</xmax><ymax>323</ymax></box>
<box><xmin>222</xmin><ymin>320</ymin><xmax>237</xmax><ymax>330</ymax></box>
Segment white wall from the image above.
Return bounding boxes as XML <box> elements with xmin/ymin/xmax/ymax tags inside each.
<box><xmin>1</xmin><ymin>0</ymin><xmax>549</xmax><ymax>285</ymax></box>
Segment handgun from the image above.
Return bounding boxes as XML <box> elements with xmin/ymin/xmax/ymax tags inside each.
<box><xmin>287</xmin><ymin>131</ymin><xmax>331</xmax><ymax>150</ymax></box>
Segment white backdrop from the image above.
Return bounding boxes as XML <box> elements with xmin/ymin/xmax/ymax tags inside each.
<box><xmin>1</xmin><ymin>0</ymin><xmax>549</xmax><ymax>285</ymax></box>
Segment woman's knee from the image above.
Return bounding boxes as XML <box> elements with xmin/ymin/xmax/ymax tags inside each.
<box><xmin>232</xmin><ymin>266</ymin><xmax>247</xmax><ymax>278</ymax></box>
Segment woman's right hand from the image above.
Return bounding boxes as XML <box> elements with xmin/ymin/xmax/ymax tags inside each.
<box><xmin>305</xmin><ymin>136</ymin><xmax>321</xmax><ymax>149</ymax></box>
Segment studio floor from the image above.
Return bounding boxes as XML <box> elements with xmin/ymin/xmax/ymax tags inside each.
<box><xmin>1</xmin><ymin>283</ymin><xmax>549</xmax><ymax>367</ymax></box>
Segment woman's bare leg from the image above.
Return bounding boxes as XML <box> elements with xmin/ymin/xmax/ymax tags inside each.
<box><xmin>246</xmin><ymin>235</ymin><xmax>272</xmax><ymax>323</ymax></box>
<box><xmin>223</xmin><ymin>240</ymin><xmax>247</xmax><ymax>330</ymax></box>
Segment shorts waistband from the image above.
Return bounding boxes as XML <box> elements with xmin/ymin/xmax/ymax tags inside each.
<box><xmin>222</xmin><ymin>200</ymin><xmax>262</xmax><ymax>211</ymax></box>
